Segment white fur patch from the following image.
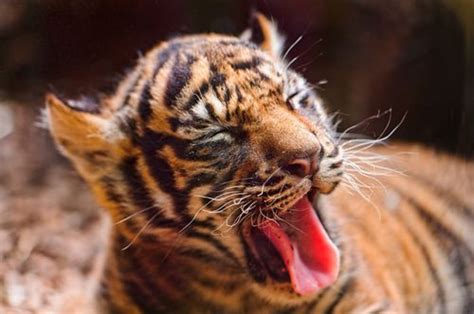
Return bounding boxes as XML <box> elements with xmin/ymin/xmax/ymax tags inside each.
<box><xmin>191</xmin><ymin>100</ymin><xmax>210</xmax><ymax>120</ymax></box>
<box><xmin>208</xmin><ymin>93</ymin><xmax>226</xmax><ymax>119</ymax></box>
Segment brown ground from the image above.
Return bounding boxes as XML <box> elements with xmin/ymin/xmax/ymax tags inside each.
<box><xmin>0</xmin><ymin>101</ymin><xmax>108</xmax><ymax>314</ymax></box>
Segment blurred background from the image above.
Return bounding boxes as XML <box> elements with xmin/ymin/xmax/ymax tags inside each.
<box><xmin>0</xmin><ymin>0</ymin><xmax>473</xmax><ymax>310</ymax></box>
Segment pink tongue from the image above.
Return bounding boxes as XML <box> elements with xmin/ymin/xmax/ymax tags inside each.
<box><xmin>259</xmin><ymin>197</ymin><xmax>339</xmax><ymax>296</ymax></box>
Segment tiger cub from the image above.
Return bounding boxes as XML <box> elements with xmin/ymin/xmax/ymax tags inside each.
<box><xmin>46</xmin><ymin>13</ymin><xmax>474</xmax><ymax>314</ymax></box>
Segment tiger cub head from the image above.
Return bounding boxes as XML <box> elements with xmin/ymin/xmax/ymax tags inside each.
<box><xmin>46</xmin><ymin>13</ymin><xmax>343</xmax><ymax>307</ymax></box>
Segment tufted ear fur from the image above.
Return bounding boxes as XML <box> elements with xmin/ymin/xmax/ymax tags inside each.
<box><xmin>240</xmin><ymin>12</ymin><xmax>285</xmax><ymax>58</ymax></box>
<box><xmin>45</xmin><ymin>93</ymin><xmax>125</xmax><ymax>178</ymax></box>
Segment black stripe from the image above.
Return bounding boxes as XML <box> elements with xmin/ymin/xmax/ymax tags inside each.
<box><xmin>223</xmin><ymin>86</ymin><xmax>231</xmax><ymax>103</ymax></box>
<box><xmin>329</xmin><ymin>161</ymin><xmax>343</xmax><ymax>170</ymax></box>
<box><xmin>117</xmin><ymin>116</ymin><xmax>139</xmax><ymax>144</ymax></box>
<box><xmin>219</xmin><ymin>39</ymin><xmax>257</xmax><ymax>49</ymax></box>
<box><xmin>210</xmin><ymin>157</ymin><xmax>232</xmax><ymax>170</ymax></box>
<box><xmin>115</xmin><ymin>234</ymin><xmax>164</xmax><ymax>313</ymax></box>
<box><xmin>135</xmin><ymin>43</ymin><xmax>179</xmax><ymax>123</ymax></box>
<box><xmin>152</xmin><ymin>42</ymin><xmax>181</xmax><ymax>78</ymax></box>
<box><xmin>188</xmin><ymin>219</ymin><xmax>217</xmax><ymax>231</ymax></box>
<box><xmin>185</xmin><ymin>229</ymin><xmax>241</xmax><ymax>267</ymax></box>
<box><xmin>184</xmin><ymin>81</ymin><xmax>209</xmax><ymax>111</ymax></box>
<box><xmin>225</xmin><ymin>88</ymin><xmax>232</xmax><ymax>121</ymax></box>
<box><xmin>204</xmin><ymin>170</ymin><xmax>241</xmax><ymax>209</ymax></box>
<box><xmin>205</xmin><ymin>102</ymin><xmax>219</xmax><ymax>121</ymax></box>
<box><xmin>323</xmin><ymin>278</ymin><xmax>353</xmax><ymax>314</ymax></box>
<box><xmin>140</xmin><ymin>142</ymin><xmax>188</xmax><ymax>215</ymax></box>
<box><xmin>187</xmin><ymin>171</ymin><xmax>217</xmax><ymax>188</ymax></box>
<box><xmin>409</xmin><ymin>199</ymin><xmax>474</xmax><ymax>313</ymax></box>
<box><xmin>396</xmin><ymin>211</ymin><xmax>447</xmax><ymax>313</ymax></box>
<box><xmin>235</xmin><ymin>85</ymin><xmax>243</xmax><ymax>102</ymax></box>
<box><xmin>119</xmin><ymin>156</ymin><xmax>173</xmax><ymax>227</ymax></box>
<box><xmin>230</xmin><ymin>57</ymin><xmax>262</xmax><ymax>70</ymax></box>
<box><xmin>410</xmin><ymin>173</ymin><xmax>474</xmax><ymax>220</ymax></box>
<box><xmin>274</xmin><ymin>307</ymin><xmax>299</xmax><ymax>314</ymax></box>
<box><xmin>319</xmin><ymin>146</ymin><xmax>326</xmax><ymax>160</ymax></box>
<box><xmin>165</xmin><ymin>54</ymin><xmax>195</xmax><ymax>107</ymax></box>
<box><xmin>101</xmin><ymin>176</ymin><xmax>127</xmax><ymax>204</ymax></box>
<box><xmin>138</xmin><ymin>82</ymin><xmax>152</xmax><ymax>122</ymax></box>
<box><xmin>175</xmin><ymin>258</ymin><xmax>241</xmax><ymax>297</ymax></box>
<box><xmin>168</xmin><ymin>116</ymin><xmax>209</xmax><ymax>133</ymax></box>
<box><xmin>168</xmin><ymin>117</ymin><xmax>181</xmax><ymax>132</ymax></box>
<box><xmin>390</xmin><ymin>185</ymin><xmax>473</xmax><ymax>313</ymax></box>
<box><xmin>187</xmin><ymin>139</ymin><xmax>232</xmax><ymax>162</ymax></box>
<box><xmin>138</xmin><ymin>127</ymin><xmax>245</xmax><ymax>231</ymax></box>
<box><xmin>210</xmin><ymin>72</ymin><xmax>226</xmax><ymax>90</ymax></box>
<box><xmin>139</xmin><ymin>129</ymin><xmax>229</xmax><ymax>219</ymax></box>
<box><xmin>121</xmin><ymin>276</ymin><xmax>158</xmax><ymax>314</ymax></box>
<box><xmin>119</xmin><ymin>69</ymin><xmax>142</xmax><ymax>109</ymax></box>
<box><xmin>305</xmin><ymin>288</ymin><xmax>331</xmax><ymax>314</ymax></box>
<box><xmin>250</xmin><ymin>174</ymin><xmax>285</xmax><ymax>187</ymax></box>
<box><xmin>177</xmin><ymin>247</ymin><xmax>241</xmax><ymax>274</ymax></box>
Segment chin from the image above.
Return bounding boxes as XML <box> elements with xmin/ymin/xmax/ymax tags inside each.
<box><xmin>240</xmin><ymin>190</ymin><xmax>340</xmax><ymax>307</ymax></box>
<box><xmin>250</xmin><ymin>281</ymin><xmax>320</xmax><ymax>306</ymax></box>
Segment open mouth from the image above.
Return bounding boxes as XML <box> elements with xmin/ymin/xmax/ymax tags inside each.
<box><xmin>242</xmin><ymin>189</ymin><xmax>340</xmax><ymax>296</ymax></box>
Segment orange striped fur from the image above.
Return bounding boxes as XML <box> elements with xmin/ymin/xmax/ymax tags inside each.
<box><xmin>46</xmin><ymin>13</ymin><xmax>474</xmax><ymax>313</ymax></box>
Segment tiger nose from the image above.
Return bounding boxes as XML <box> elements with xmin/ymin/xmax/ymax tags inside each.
<box><xmin>282</xmin><ymin>152</ymin><xmax>319</xmax><ymax>178</ymax></box>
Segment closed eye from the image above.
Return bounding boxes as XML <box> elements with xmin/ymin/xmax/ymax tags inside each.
<box><xmin>200</xmin><ymin>128</ymin><xmax>232</xmax><ymax>143</ymax></box>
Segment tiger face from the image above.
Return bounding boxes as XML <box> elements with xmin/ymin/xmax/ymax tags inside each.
<box><xmin>46</xmin><ymin>13</ymin><xmax>343</xmax><ymax>308</ymax></box>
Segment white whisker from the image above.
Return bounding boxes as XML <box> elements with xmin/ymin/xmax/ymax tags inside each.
<box><xmin>121</xmin><ymin>210</ymin><xmax>162</xmax><ymax>251</ymax></box>
<box><xmin>114</xmin><ymin>205</ymin><xmax>156</xmax><ymax>225</ymax></box>
<box><xmin>282</xmin><ymin>35</ymin><xmax>303</xmax><ymax>62</ymax></box>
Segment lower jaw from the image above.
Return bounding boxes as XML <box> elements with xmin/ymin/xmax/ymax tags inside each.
<box><xmin>243</xmin><ymin>225</ymin><xmax>319</xmax><ymax>303</ymax></box>
<box><xmin>241</xmin><ymin>190</ymin><xmax>340</xmax><ymax>299</ymax></box>
<box><xmin>241</xmin><ymin>215</ymin><xmax>301</xmax><ymax>298</ymax></box>
<box><xmin>242</xmin><ymin>189</ymin><xmax>320</xmax><ymax>285</ymax></box>
<box><xmin>248</xmin><ymin>280</ymin><xmax>320</xmax><ymax>307</ymax></box>
<box><xmin>248</xmin><ymin>223</ymin><xmax>291</xmax><ymax>282</ymax></box>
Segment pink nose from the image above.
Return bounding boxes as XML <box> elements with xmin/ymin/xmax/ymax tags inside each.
<box><xmin>282</xmin><ymin>153</ymin><xmax>318</xmax><ymax>178</ymax></box>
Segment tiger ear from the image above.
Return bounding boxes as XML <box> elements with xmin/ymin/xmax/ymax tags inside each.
<box><xmin>45</xmin><ymin>93</ymin><xmax>120</xmax><ymax>175</ymax></box>
<box><xmin>241</xmin><ymin>12</ymin><xmax>285</xmax><ymax>58</ymax></box>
